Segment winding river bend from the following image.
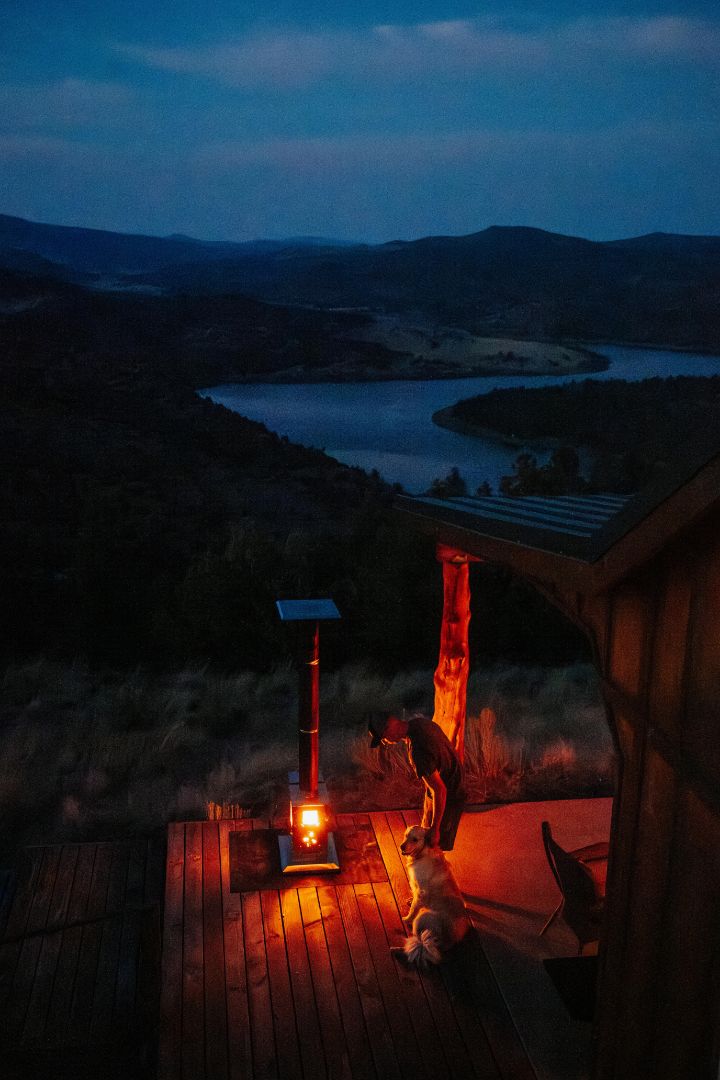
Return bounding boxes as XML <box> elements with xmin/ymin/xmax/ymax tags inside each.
<box><xmin>203</xmin><ymin>345</ymin><xmax>720</xmax><ymax>495</ymax></box>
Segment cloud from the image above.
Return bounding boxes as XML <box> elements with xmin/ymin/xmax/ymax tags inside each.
<box><xmin>116</xmin><ymin>32</ymin><xmax>350</xmax><ymax>90</ymax></box>
<box><xmin>0</xmin><ymin>78</ymin><xmax>138</xmax><ymax>129</ymax></box>
<box><xmin>117</xmin><ymin>15</ymin><xmax>720</xmax><ymax>90</ymax></box>
<box><xmin>560</xmin><ymin>16</ymin><xmax>720</xmax><ymax>61</ymax></box>
<box><xmin>117</xmin><ymin>21</ymin><xmax>548</xmax><ymax>88</ymax></box>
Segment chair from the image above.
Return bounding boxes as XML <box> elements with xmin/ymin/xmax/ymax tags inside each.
<box><xmin>540</xmin><ymin>821</ymin><xmax>609</xmax><ymax>954</ymax></box>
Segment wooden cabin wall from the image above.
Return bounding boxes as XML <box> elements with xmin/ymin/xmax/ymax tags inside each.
<box><xmin>588</xmin><ymin>511</ymin><xmax>720</xmax><ymax>1080</ymax></box>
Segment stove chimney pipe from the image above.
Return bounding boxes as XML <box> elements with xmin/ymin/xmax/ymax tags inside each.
<box><xmin>298</xmin><ymin>620</ymin><xmax>320</xmax><ymax>798</ymax></box>
<box><xmin>275</xmin><ymin>598</ymin><xmax>341</xmax><ymax>799</ymax></box>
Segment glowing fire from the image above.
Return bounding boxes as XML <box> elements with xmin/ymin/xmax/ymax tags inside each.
<box><xmin>293</xmin><ymin>804</ymin><xmax>325</xmax><ymax>850</ymax></box>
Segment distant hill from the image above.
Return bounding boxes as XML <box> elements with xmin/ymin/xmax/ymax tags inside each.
<box><xmin>0</xmin><ymin>213</ymin><xmax>360</xmax><ymax>277</ymax></box>
<box><xmin>169</xmin><ymin>224</ymin><xmax>720</xmax><ymax>351</ymax></box>
<box><xmin>2</xmin><ymin>213</ymin><xmax>720</xmax><ymax>350</ymax></box>
<box><xmin>0</xmin><ymin>266</ymin><xmax>408</xmax><ymax>385</ymax></box>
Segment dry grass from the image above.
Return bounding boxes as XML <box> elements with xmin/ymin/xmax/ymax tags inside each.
<box><xmin>0</xmin><ymin>658</ymin><xmax>614</xmax><ymax>856</ymax></box>
<box><xmin>345</xmin><ymin>316</ymin><xmax>599</xmax><ymax>373</ymax></box>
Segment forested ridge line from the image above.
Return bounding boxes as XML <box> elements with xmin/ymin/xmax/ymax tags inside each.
<box><xmin>441</xmin><ymin>375</ymin><xmax>720</xmax><ymax>493</ymax></box>
<box><xmin>1</xmin><ymin>281</ymin><xmax>587</xmax><ymax>670</ymax></box>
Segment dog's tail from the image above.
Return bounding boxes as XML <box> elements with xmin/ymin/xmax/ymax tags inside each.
<box><xmin>404</xmin><ymin>928</ymin><xmax>442</xmax><ymax>967</ymax></box>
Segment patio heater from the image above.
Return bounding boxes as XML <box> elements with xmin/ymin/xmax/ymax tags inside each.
<box><xmin>275</xmin><ymin>598</ymin><xmax>341</xmax><ymax>873</ymax></box>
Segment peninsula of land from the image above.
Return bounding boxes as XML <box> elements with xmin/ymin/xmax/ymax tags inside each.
<box><xmin>249</xmin><ymin>315</ymin><xmax>608</xmax><ymax>383</ymax></box>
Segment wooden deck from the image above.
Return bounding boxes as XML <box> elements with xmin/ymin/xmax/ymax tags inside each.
<box><xmin>0</xmin><ymin>834</ymin><xmax>165</xmax><ymax>1078</ymax></box>
<box><xmin>159</xmin><ymin>811</ymin><xmax>537</xmax><ymax>1080</ymax></box>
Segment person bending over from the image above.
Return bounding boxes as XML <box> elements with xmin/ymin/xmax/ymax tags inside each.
<box><xmin>368</xmin><ymin>711</ymin><xmax>466</xmax><ymax>850</ymax></box>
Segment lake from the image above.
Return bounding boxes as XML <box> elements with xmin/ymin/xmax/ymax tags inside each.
<box><xmin>202</xmin><ymin>345</ymin><xmax>720</xmax><ymax>494</ymax></box>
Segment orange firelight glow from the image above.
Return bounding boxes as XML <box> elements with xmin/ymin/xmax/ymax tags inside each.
<box><xmin>432</xmin><ymin>545</ymin><xmax>478</xmax><ymax>762</ymax></box>
<box><xmin>300</xmin><ymin>808</ymin><xmax>321</xmax><ymax>827</ymax></box>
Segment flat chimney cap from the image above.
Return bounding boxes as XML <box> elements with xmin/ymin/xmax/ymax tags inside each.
<box><xmin>276</xmin><ymin>599</ymin><xmax>341</xmax><ymax>622</ymax></box>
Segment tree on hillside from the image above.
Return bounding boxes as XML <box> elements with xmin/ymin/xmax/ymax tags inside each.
<box><xmin>500</xmin><ymin>447</ymin><xmax>587</xmax><ymax>497</ymax></box>
<box><xmin>428</xmin><ymin>466</ymin><xmax>467</xmax><ymax>499</ymax></box>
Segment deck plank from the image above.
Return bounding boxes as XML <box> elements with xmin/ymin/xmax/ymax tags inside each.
<box><xmin>113</xmin><ymin>835</ymin><xmax>148</xmax><ymax>1031</ymax></box>
<box><xmin>68</xmin><ymin>842</ymin><xmax>114</xmax><ymax>1046</ymax></box>
<box><xmin>242</xmin><ymin>890</ymin><xmax>276</xmax><ymax>1080</ymax></box>
<box><xmin>371</xmin><ymin>879</ymin><xmax>455</xmax><ymax>1079</ymax></box>
<box><xmin>43</xmin><ymin>842</ymin><xmax>98</xmax><ymax>1046</ymax></box>
<box><xmin>400</xmin><ymin>807</ymin><xmax>528</xmax><ymax>1078</ymax></box>
<box><xmin>5</xmin><ymin>846</ymin><xmax>62</xmax><ymax>1043</ymax></box>
<box><xmin>0</xmin><ymin>849</ymin><xmax>44</xmax><ymax>1024</ymax></box>
<box><xmin>158</xmin><ymin>823</ymin><xmax>185</xmax><ymax>1080</ymax></box>
<box><xmin>396</xmin><ymin>807</ymin><xmax>519</xmax><ymax>1079</ymax></box>
<box><xmin>136</xmin><ymin>827</ymin><xmax>165</xmax><ymax>1051</ymax></box>
<box><xmin>385</xmin><ymin>810</ymin><xmax>413</xmax><ymax>862</ymax></box>
<box><xmin>400</xmin><ymin>809</ymin><xmax>513</xmax><ymax>1078</ymax></box>
<box><xmin>219</xmin><ymin>820</ymin><xmax>253</xmax><ymax>1080</ymax></box>
<box><xmin>182</xmin><ymin>820</ymin><xmax>206</xmax><ymax>1080</ymax></box>
<box><xmin>418</xmin><ymin>956</ymin><xmax>480</xmax><ymax>1079</ymax></box>
<box><xmin>154</xmin><ymin>811</ymin><xmax>540</xmax><ymax>1080</ymax></box>
<box><xmin>21</xmin><ymin>843</ymin><xmax>80</xmax><ymax>1045</ymax></box>
<box><xmin>335</xmin><ymin>883</ymin><xmax>401</xmax><ymax>1080</ymax></box>
<box><xmin>279</xmin><ymin>887</ymin><xmax>326</xmax><ymax>1080</ymax></box>
<box><xmin>260</xmin><ymin>889</ymin><xmax>303</xmax><ymax>1080</ymax></box>
<box><xmin>368</xmin><ymin>814</ymin><xmax>411</xmax><ymax>913</ymax></box>
<box><xmin>317</xmin><ymin>885</ymin><xmax>377</xmax><ymax>1080</ymax></box>
<box><xmin>396</xmin><ymin>807</ymin><xmax>495</xmax><ymax>1078</ymax></box>
<box><xmin>336</xmin><ymin>812</ymin><xmax>389</xmax><ymax>883</ymax></box>
<box><xmin>90</xmin><ymin>841</ymin><xmax>131</xmax><ymax>1042</ymax></box>
<box><xmin>354</xmin><ymin>881</ymin><xmax>429</xmax><ymax>1080</ymax></box>
<box><xmin>298</xmin><ymin>886</ymin><xmax>351</xmax><ymax>1080</ymax></box>
<box><xmin>203</xmin><ymin>823</ymin><xmax>230</xmax><ymax>1080</ymax></box>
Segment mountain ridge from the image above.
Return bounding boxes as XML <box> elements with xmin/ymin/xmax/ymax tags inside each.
<box><xmin>3</xmin><ymin>211</ymin><xmax>719</xmax><ymax>272</ymax></box>
<box><xmin>2</xmin><ymin>212</ymin><xmax>720</xmax><ymax>351</ymax></box>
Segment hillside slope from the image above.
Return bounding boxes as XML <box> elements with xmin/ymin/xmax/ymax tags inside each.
<box><xmin>2</xmin><ymin>214</ymin><xmax>719</xmax><ymax>350</ymax></box>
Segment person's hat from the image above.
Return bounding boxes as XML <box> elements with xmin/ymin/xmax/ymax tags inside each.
<box><xmin>368</xmin><ymin>713</ymin><xmax>389</xmax><ymax>748</ymax></box>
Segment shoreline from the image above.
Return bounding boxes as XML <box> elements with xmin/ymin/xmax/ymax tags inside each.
<box><xmin>563</xmin><ymin>336</ymin><xmax>720</xmax><ymax>359</ymax></box>
<box><xmin>213</xmin><ymin>349</ymin><xmax>610</xmax><ymax>386</ymax></box>
<box><xmin>201</xmin><ymin>338</ymin><xmax>719</xmax><ymax>389</ymax></box>
<box><xmin>431</xmin><ymin>406</ymin><xmax>566</xmax><ymax>449</ymax></box>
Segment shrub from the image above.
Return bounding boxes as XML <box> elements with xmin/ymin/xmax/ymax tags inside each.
<box><xmin>0</xmin><ymin>659</ymin><xmax>614</xmax><ymax>854</ymax></box>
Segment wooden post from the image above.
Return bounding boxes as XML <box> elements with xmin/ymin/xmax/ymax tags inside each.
<box><xmin>432</xmin><ymin>544</ymin><xmax>477</xmax><ymax>762</ymax></box>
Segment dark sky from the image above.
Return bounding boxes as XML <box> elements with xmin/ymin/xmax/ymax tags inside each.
<box><xmin>1</xmin><ymin>1</ymin><xmax>718</xmax><ymax>242</ymax></box>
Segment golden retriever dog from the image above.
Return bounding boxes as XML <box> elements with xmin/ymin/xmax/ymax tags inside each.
<box><xmin>399</xmin><ymin>824</ymin><xmax>470</xmax><ymax>967</ymax></box>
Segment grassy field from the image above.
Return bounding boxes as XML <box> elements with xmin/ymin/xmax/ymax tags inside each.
<box><xmin>339</xmin><ymin>316</ymin><xmax>607</xmax><ymax>376</ymax></box>
<box><xmin>0</xmin><ymin>659</ymin><xmax>614</xmax><ymax>857</ymax></box>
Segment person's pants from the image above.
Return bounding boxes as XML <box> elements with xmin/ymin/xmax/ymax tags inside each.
<box><xmin>439</xmin><ymin>793</ymin><xmax>466</xmax><ymax>850</ymax></box>
<box><xmin>422</xmin><ymin>786</ymin><xmax>466</xmax><ymax>850</ymax></box>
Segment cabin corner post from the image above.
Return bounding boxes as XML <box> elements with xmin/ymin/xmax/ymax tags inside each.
<box><xmin>432</xmin><ymin>543</ymin><xmax>475</xmax><ymax>762</ymax></box>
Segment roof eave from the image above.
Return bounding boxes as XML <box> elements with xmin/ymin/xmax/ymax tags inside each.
<box><xmin>589</xmin><ymin>453</ymin><xmax>720</xmax><ymax>589</ymax></box>
<box><xmin>394</xmin><ymin>449</ymin><xmax>720</xmax><ymax>594</ymax></box>
<box><xmin>392</xmin><ymin>499</ymin><xmax>593</xmax><ymax>592</ymax></box>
